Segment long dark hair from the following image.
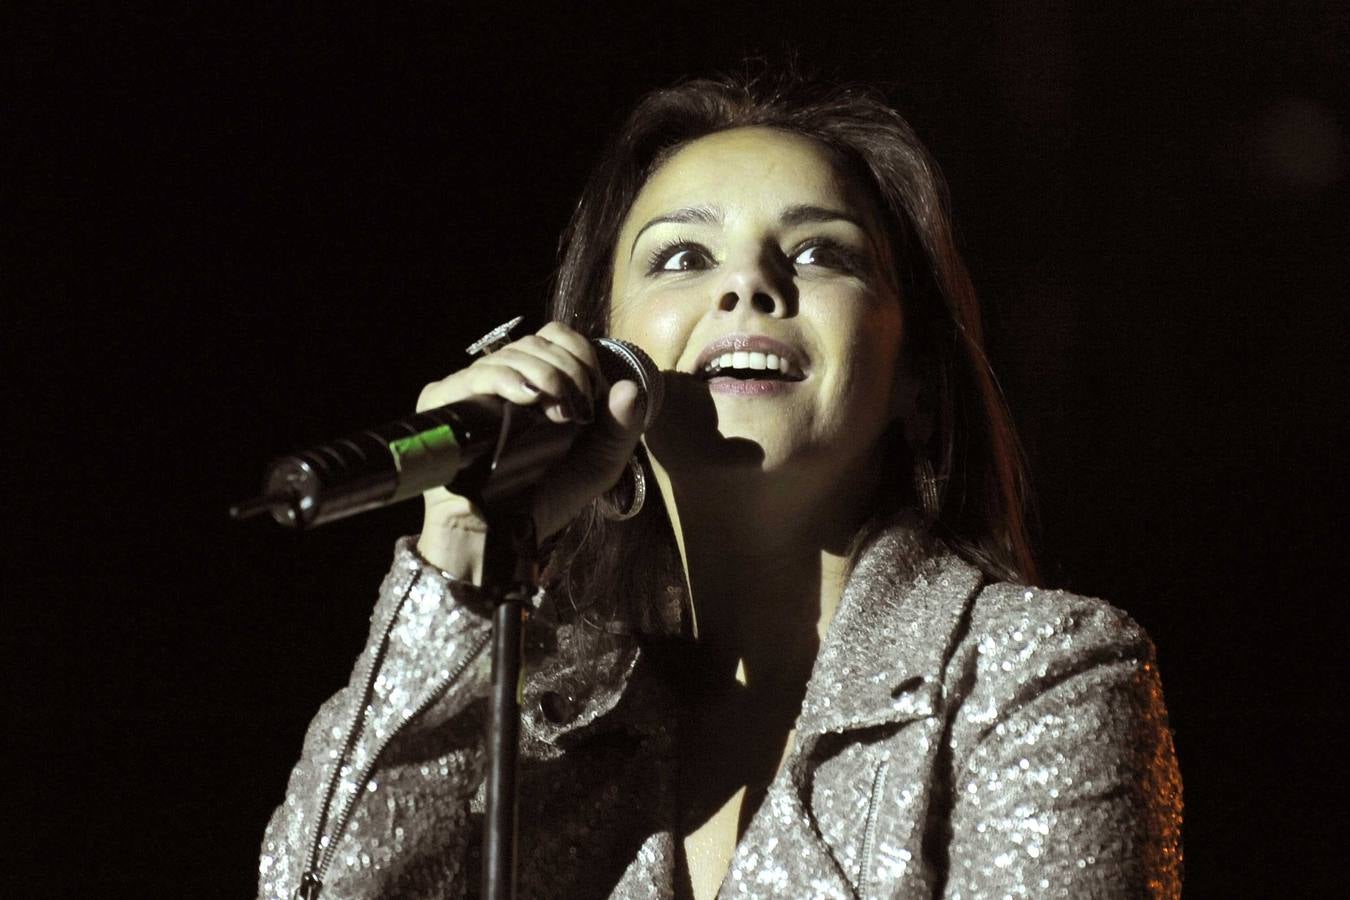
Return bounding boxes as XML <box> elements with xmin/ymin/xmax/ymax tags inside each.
<box><xmin>545</xmin><ymin>72</ymin><xmax>1036</xmax><ymax>632</ymax></box>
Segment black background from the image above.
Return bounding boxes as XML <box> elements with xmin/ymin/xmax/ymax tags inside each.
<box><xmin>8</xmin><ymin>3</ymin><xmax>1348</xmax><ymax>897</ymax></box>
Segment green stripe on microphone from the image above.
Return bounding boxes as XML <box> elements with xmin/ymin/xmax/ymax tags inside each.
<box><xmin>388</xmin><ymin>425</ymin><xmax>462</xmax><ymax>503</ymax></box>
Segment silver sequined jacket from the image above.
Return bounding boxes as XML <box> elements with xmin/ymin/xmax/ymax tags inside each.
<box><xmin>258</xmin><ymin>529</ymin><xmax>1183</xmax><ymax>899</ymax></box>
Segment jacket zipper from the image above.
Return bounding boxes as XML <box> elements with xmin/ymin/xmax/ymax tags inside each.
<box><xmin>296</xmin><ymin>571</ymin><xmax>492</xmax><ymax>899</ymax></box>
<box><xmin>858</xmin><ymin>757</ymin><xmax>889</xmax><ymax>897</ymax></box>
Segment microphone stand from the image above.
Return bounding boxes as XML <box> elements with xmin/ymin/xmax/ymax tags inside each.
<box><xmin>477</xmin><ymin>507</ymin><xmax>536</xmax><ymax>900</ymax></box>
<box><xmin>468</xmin><ymin>401</ymin><xmax>552</xmax><ymax>900</ymax></box>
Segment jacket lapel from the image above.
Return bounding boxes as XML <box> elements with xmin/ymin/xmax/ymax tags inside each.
<box><xmin>744</xmin><ymin>529</ymin><xmax>984</xmax><ymax>898</ymax></box>
<box><xmin>797</xmin><ymin>530</ymin><xmax>984</xmax><ymax>739</ymax></box>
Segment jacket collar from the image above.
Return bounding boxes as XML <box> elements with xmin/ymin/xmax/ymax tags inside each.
<box><xmin>537</xmin><ymin>522</ymin><xmax>984</xmax><ymax>745</ymax></box>
<box><xmin>794</xmin><ymin>525</ymin><xmax>984</xmax><ymax>738</ymax></box>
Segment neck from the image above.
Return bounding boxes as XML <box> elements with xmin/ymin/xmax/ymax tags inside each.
<box><xmin>649</xmin><ymin>454</ymin><xmax>877</xmax><ymax>692</ymax></box>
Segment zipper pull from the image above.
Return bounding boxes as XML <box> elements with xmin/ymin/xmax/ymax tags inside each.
<box><xmin>295</xmin><ymin>871</ymin><xmax>323</xmax><ymax>900</ymax></box>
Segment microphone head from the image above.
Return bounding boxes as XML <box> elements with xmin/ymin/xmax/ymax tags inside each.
<box><xmin>594</xmin><ymin>338</ymin><xmax>664</xmax><ymax>431</ymax></box>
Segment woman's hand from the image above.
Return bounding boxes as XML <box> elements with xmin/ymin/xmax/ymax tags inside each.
<box><xmin>414</xmin><ymin>321</ymin><xmax>645</xmax><ymax>579</ymax></box>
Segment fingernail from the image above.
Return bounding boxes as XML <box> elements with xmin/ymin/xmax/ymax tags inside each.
<box><xmin>522</xmin><ymin>380</ymin><xmax>542</xmax><ymax>395</ymax></box>
<box><xmin>545</xmin><ymin>400</ymin><xmax>573</xmax><ymax>422</ymax></box>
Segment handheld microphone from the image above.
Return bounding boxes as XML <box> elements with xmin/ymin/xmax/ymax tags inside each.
<box><xmin>229</xmin><ymin>338</ymin><xmax>663</xmax><ymax>529</ymax></box>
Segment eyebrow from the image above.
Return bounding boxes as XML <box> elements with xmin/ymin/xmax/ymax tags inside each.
<box><xmin>628</xmin><ymin>203</ymin><xmax>865</xmax><ymax>260</ymax></box>
<box><xmin>778</xmin><ymin>204</ymin><xmax>865</xmax><ymax>230</ymax></box>
<box><xmin>629</xmin><ymin>205</ymin><xmax>723</xmax><ymax>259</ymax></box>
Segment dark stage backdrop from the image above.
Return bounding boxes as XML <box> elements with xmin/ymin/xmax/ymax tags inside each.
<box><xmin>8</xmin><ymin>4</ymin><xmax>1347</xmax><ymax>897</ymax></box>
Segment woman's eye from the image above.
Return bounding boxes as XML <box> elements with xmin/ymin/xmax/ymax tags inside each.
<box><xmin>793</xmin><ymin>243</ymin><xmax>849</xmax><ymax>268</ymax></box>
<box><xmin>649</xmin><ymin>243</ymin><xmax>713</xmax><ymax>273</ymax></box>
<box><xmin>663</xmin><ymin>249</ymin><xmax>706</xmax><ymax>271</ymax></box>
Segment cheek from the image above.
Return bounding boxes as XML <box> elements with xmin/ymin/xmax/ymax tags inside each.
<box><xmin>609</xmin><ymin>293</ymin><xmax>698</xmax><ymax>369</ymax></box>
<box><xmin>813</xmin><ymin>300</ymin><xmax>904</xmax><ymax>425</ymax></box>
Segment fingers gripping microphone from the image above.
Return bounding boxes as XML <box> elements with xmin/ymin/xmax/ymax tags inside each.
<box><xmin>230</xmin><ymin>339</ymin><xmax>663</xmax><ymax>529</ymax></box>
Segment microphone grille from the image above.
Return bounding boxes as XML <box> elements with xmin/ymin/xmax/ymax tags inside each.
<box><xmin>594</xmin><ymin>338</ymin><xmax>664</xmax><ymax>431</ymax></box>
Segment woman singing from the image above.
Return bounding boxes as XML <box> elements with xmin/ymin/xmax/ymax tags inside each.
<box><xmin>258</xmin><ymin>73</ymin><xmax>1182</xmax><ymax>899</ymax></box>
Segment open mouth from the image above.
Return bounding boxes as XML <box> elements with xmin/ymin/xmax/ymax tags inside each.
<box><xmin>698</xmin><ymin>350</ymin><xmax>806</xmax><ymax>382</ymax></box>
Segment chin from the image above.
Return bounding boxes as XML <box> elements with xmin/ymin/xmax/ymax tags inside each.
<box><xmin>648</xmin><ymin>383</ymin><xmax>826</xmax><ymax>473</ymax></box>
<box><xmin>670</xmin><ymin>433</ymin><xmax>819</xmax><ymax>477</ymax></box>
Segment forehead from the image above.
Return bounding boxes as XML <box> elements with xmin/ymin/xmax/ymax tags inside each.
<box><xmin>626</xmin><ymin>127</ymin><xmax>866</xmax><ymax>222</ymax></box>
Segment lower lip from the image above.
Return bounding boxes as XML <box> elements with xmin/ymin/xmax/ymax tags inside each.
<box><xmin>705</xmin><ymin>376</ymin><xmax>802</xmax><ymax>396</ymax></box>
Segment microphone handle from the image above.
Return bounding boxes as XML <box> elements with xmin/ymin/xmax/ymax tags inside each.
<box><xmin>234</xmin><ymin>398</ymin><xmax>579</xmax><ymax>529</ymax></box>
<box><xmin>229</xmin><ymin>336</ymin><xmax>660</xmax><ymax>530</ymax></box>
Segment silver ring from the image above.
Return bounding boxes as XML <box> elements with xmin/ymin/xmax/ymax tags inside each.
<box><xmin>466</xmin><ymin>315</ymin><xmax>524</xmax><ymax>357</ymax></box>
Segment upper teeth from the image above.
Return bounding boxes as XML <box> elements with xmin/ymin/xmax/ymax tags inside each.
<box><xmin>703</xmin><ymin>351</ymin><xmax>797</xmax><ymax>376</ymax></box>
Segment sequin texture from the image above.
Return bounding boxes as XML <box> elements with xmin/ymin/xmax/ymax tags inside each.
<box><xmin>259</xmin><ymin>531</ymin><xmax>1182</xmax><ymax>898</ymax></box>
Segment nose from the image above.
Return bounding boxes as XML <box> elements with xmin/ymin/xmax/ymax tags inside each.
<box><xmin>714</xmin><ymin>246</ymin><xmax>796</xmax><ymax>317</ymax></box>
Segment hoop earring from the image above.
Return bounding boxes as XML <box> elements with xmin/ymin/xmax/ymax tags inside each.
<box><xmin>914</xmin><ymin>457</ymin><xmax>941</xmax><ymax>521</ymax></box>
<box><xmin>600</xmin><ymin>456</ymin><xmax>647</xmax><ymax>521</ymax></box>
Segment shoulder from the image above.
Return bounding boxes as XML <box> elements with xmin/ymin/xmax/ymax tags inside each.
<box><xmin>931</xmin><ymin>571</ymin><xmax>1172</xmax><ymax>749</ymax></box>
<box><xmin>943</xmin><ymin>577</ymin><xmax>1174</xmax><ymax>767</ymax></box>
<box><xmin>852</xmin><ymin>526</ymin><xmax>1156</xmax><ymax>672</ymax></box>
<box><xmin>965</xmin><ymin>580</ymin><xmax>1158</xmax><ymax>666</ymax></box>
<box><xmin>950</xmin><ymin>579</ymin><xmax>1166</xmax><ymax>714</ymax></box>
<box><xmin>939</xmin><ymin>579</ymin><xmax>1184</xmax><ymax>895</ymax></box>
